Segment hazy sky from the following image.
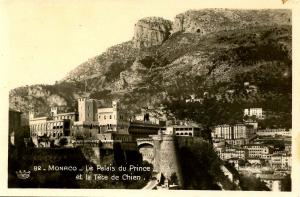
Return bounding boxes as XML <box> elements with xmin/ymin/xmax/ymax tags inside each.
<box><xmin>0</xmin><ymin>0</ymin><xmax>293</xmax><ymax>90</ymax></box>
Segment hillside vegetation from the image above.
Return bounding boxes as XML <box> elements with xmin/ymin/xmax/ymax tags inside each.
<box><xmin>9</xmin><ymin>9</ymin><xmax>291</xmax><ymax>128</ymax></box>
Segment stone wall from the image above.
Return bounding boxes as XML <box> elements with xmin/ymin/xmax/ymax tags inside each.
<box><xmin>153</xmin><ymin>135</ymin><xmax>183</xmax><ymax>186</ymax></box>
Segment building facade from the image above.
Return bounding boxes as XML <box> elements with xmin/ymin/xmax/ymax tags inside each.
<box><xmin>244</xmin><ymin>108</ymin><xmax>264</xmax><ymax>119</ymax></box>
<box><xmin>212</xmin><ymin>124</ymin><xmax>251</xmax><ymax>146</ymax></box>
<box><xmin>97</xmin><ymin>101</ymin><xmax>129</xmax><ymax>134</ymax></box>
<box><xmin>128</xmin><ymin>121</ymin><xmax>161</xmax><ymax>141</ymax></box>
<box><xmin>242</xmin><ymin>144</ymin><xmax>273</xmax><ymax>159</ymax></box>
<box><xmin>256</xmin><ymin>129</ymin><xmax>291</xmax><ymax>137</ymax></box>
<box><xmin>271</xmin><ymin>153</ymin><xmax>291</xmax><ymax>170</ymax></box>
<box><xmin>166</xmin><ymin>125</ymin><xmax>202</xmax><ymax>137</ymax></box>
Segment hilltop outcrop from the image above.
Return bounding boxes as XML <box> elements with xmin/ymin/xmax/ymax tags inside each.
<box><xmin>133</xmin><ymin>17</ymin><xmax>172</xmax><ymax>48</ymax></box>
<box><xmin>173</xmin><ymin>9</ymin><xmax>291</xmax><ymax>35</ymax></box>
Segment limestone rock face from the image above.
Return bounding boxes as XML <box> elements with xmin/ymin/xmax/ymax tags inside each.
<box><xmin>133</xmin><ymin>17</ymin><xmax>172</xmax><ymax>48</ymax></box>
<box><xmin>112</xmin><ymin>60</ymin><xmax>146</xmax><ymax>91</ymax></box>
<box><xmin>173</xmin><ymin>9</ymin><xmax>291</xmax><ymax>35</ymax></box>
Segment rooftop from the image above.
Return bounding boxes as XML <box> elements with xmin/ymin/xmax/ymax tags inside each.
<box><xmin>9</xmin><ymin>108</ymin><xmax>22</xmax><ymax>113</ymax></box>
<box><xmin>257</xmin><ymin>174</ymin><xmax>285</xmax><ymax>180</ymax></box>
<box><xmin>97</xmin><ymin>108</ymin><xmax>114</xmax><ymax>112</ymax></box>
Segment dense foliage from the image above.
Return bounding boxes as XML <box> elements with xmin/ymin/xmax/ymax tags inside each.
<box><xmin>178</xmin><ymin>141</ymin><xmax>238</xmax><ymax>190</ymax></box>
<box><xmin>239</xmin><ymin>175</ymin><xmax>270</xmax><ymax>191</ymax></box>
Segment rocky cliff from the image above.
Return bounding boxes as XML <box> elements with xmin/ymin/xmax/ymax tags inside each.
<box><xmin>133</xmin><ymin>17</ymin><xmax>172</xmax><ymax>48</ymax></box>
<box><xmin>172</xmin><ymin>9</ymin><xmax>291</xmax><ymax>35</ymax></box>
<box><xmin>9</xmin><ymin>9</ymin><xmax>292</xmax><ymax>127</ymax></box>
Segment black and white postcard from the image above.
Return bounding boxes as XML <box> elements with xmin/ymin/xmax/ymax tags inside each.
<box><xmin>0</xmin><ymin>0</ymin><xmax>299</xmax><ymax>196</ymax></box>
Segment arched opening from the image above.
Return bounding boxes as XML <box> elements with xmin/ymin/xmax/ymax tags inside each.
<box><xmin>196</xmin><ymin>29</ymin><xmax>201</xmax><ymax>33</ymax></box>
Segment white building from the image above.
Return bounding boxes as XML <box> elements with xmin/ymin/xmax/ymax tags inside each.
<box><xmin>185</xmin><ymin>94</ymin><xmax>203</xmax><ymax>103</ymax></box>
<box><xmin>242</xmin><ymin>144</ymin><xmax>273</xmax><ymax>159</ymax></box>
<box><xmin>256</xmin><ymin>174</ymin><xmax>284</xmax><ymax>191</ymax></box>
<box><xmin>212</xmin><ymin>124</ymin><xmax>252</xmax><ymax>146</ymax></box>
<box><xmin>166</xmin><ymin>125</ymin><xmax>202</xmax><ymax>137</ymax></box>
<box><xmin>212</xmin><ymin>124</ymin><xmax>232</xmax><ymax>139</ymax></box>
<box><xmin>271</xmin><ymin>153</ymin><xmax>291</xmax><ymax>170</ymax></box>
<box><xmin>29</xmin><ymin>107</ymin><xmax>77</xmax><ymax>147</ymax></box>
<box><xmin>97</xmin><ymin>100</ymin><xmax>129</xmax><ymax>134</ymax></box>
<box><xmin>244</xmin><ymin>108</ymin><xmax>264</xmax><ymax>119</ymax></box>
<box><xmin>218</xmin><ymin>148</ymin><xmax>248</xmax><ymax>160</ymax></box>
<box><xmin>256</xmin><ymin>129</ymin><xmax>291</xmax><ymax>137</ymax></box>
<box><xmin>233</xmin><ymin>124</ymin><xmax>247</xmax><ymax>139</ymax></box>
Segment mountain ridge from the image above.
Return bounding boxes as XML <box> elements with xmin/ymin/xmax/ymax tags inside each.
<box><xmin>9</xmin><ymin>9</ymin><xmax>292</xmax><ymax>127</ymax></box>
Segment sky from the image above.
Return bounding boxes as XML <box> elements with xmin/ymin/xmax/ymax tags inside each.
<box><xmin>0</xmin><ymin>0</ymin><xmax>294</xmax><ymax>90</ymax></box>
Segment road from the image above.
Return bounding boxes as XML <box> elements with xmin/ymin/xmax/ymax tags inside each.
<box><xmin>142</xmin><ymin>179</ymin><xmax>158</xmax><ymax>190</ymax></box>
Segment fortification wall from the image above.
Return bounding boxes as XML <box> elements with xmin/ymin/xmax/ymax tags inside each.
<box><xmin>80</xmin><ymin>146</ymin><xmax>101</xmax><ymax>164</ymax></box>
<box><xmin>153</xmin><ymin>135</ymin><xmax>183</xmax><ymax>186</ymax></box>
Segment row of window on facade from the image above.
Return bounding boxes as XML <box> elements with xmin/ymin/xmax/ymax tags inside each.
<box><xmin>174</xmin><ymin>127</ymin><xmax>198</xmax><ymax>131</ymax></box>
<box><xmin>31</xmin><ymin>131</ymin><xmax>63</xmax><ymax>138</ymax></box>
<box><xmin>98</xmin><ymin>114</ymin><xmax>125</xmax><ymax>120</ymax></box>
<box><xmin>100</xmin><ymin>124</ymin><xmax>125</xmax><ymax>130</ymax></box>
<box><xmin>54</xmin><ymin>115</ymin><xmax>74</xmax><ymax>121</ymax></box>
<box><xmin>175</xmin><ymin>132</ymin><xmax>193</xmax><ymax>136</ymax></box>
<box><xmin>129</xmin><ymin>126</ymin><xmax>159</xmax><ymax>130</ymax></box>
<box><xmin>30</xmin><ymin>124</ymin><xmax>64</xmax><ymax>131</ymax></box>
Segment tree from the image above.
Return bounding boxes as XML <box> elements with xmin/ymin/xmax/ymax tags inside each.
<box><xmin>239</xmin><ymin>175</ymin><xmax>270</xmax><ymax>191</ymax></box>
<box><xmin>170</xmin><ymin>172</ymin><xmax>178</xmax><ymax>185</ymax></box>
<box><xmin>238</xmin><ymin>159</ymin><xmax>246</xmax><ymax>167</ymax></box>
<box><xmin>59</xmin><ymin>137</ymin><xmax>68</xmax><ymax>146</ymax></box>
<box><xmin>281</xmin><ymin>174</ymin><xmax>291</xmax><ymax>191</ymax></box>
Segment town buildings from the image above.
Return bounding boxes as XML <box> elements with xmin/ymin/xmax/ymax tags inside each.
<box><xmin>271</xmin><ymin>153</ymin><xmax>291</xmax><ymax>170</ymax></box>
<box><xmin>211</xmin><ymin>107</ymin><xmax>291</xmax><ymax>191</ymax></box>
<box><xmin>25</xmin><ymin>97</ymin><xmax>292</xmax><ymax>191</ymax></box>
<box><xmin>242</xmin><ymin>144</ymin><xmax>273</xmax><ymax>159</ymax></box>
<box><xmin>256</xmin><ymin>129</ymin><xmax>291</xmax><ymax>137</ymax></box>
<box><xmin>29</xmin><ymin>107</ymin><xmax>77</xmax><ymax>147</ymax></box>
<box><xmin>29</xmin><ymin>97</ymin><xmax>166</xmax><ymax>146</ymax></box>
<box><xmin>211</xmin><ymin>124</ymin><xmax>254</xmax><ymax>146</ymax></box>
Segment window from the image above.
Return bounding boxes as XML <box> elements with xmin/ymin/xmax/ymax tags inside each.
<box><xmin>110</xmin><ymin>115</ymin><xmax>112</xmax><ymax>119</ymax></box>
<box><xmin>104</xmin><ymin>115</ymin><xmax>106</xmax><ymax>120</ymax></box>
